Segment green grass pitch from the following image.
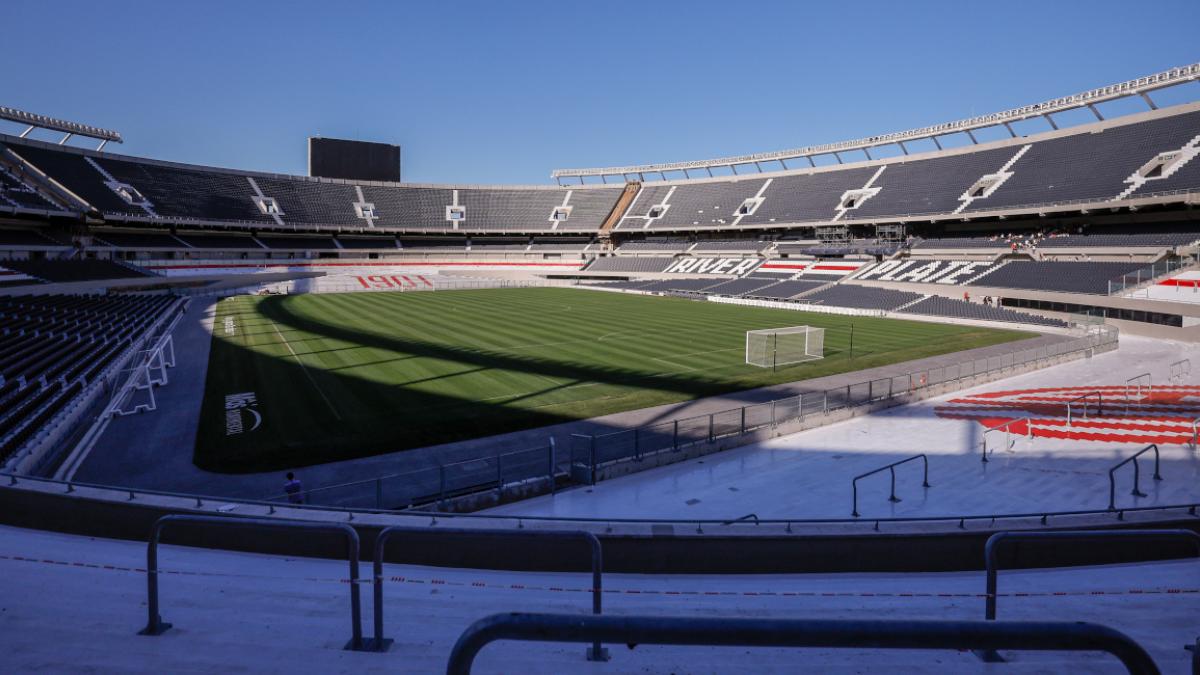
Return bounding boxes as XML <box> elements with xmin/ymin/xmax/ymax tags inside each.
<box><xmin>196</xmin><ymin>287</ymin><xmax>1030</xmax><ymax>472</ymax></box>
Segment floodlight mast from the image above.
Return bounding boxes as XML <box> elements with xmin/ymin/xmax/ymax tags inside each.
<box><xmin>0</xmin><ymin>105</ymin><xmax>124</xmax><ymax>151</ymax></box>
<box><xmin>551</xmin><ymin>62</ymin><xmax>1200</xmax><ymax>182</ymax></box>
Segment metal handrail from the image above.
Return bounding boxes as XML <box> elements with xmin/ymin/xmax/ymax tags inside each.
<box><xmin>1170</xmin><ymin>359</ymin><xmax>1191</xmax><ymax>384</ymax></box>
<box><xmin>1108</xmin><ymin>444</ymin><xmax>1163</xmax><ymax>511</ymax></box>
<box><xmin>851</xmin><ymin>454</ymin><xmax>930</xmax><ymax>517</ymax></box>
<box><xmin>372</xmin><ymin>527</ymin><xmax>606</xmax><ymax>660</ymax></box>
<box><xmin>1125</xmin><ymin>372</ymin><xmax>1152</xmax><ymax>415</ymax></box>
<box><xmin>138</xmin><ymin>514</ymin><xmax>369</xmax><ymax>651</ymax></box>
<box><xmin>4</xmin><ymin>470</ymin><xmax>1196</xmax><ymax>530</ymax></box>
<box><xmin>984</xmin><ymin>529</ymin><xmax>1200</xmax><ymax>621</ymax></box>
<box><xmin>1066</xmin><ymin>391</ymin><xmax>1103</xmax><ymax>427</ymax></box>
<box><xmin>981</xmin><ymin>417</ymin><xmax>1031</xmax><ymax>463</ymax></box>
<box><xmin>445</xmin><ymin>613</ymin><xmax>1161</xmax><ymax>675</ymax></box>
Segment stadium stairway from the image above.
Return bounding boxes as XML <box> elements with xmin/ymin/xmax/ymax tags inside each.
<box><xmin>596</xmin><ymin>181</ymin><xmax>640</xmax><ymax>243</ymax></box>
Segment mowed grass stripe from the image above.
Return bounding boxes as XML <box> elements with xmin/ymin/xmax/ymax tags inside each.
<box><xmin>196</xmin><ymin>288</ymin><xmax>1030</xmax><ymax>472</ymax></box>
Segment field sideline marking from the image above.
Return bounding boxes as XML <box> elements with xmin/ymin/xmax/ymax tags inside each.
<box><xmin>270</xmin><ymin>322</ymin><xmax>343</xmax><ymax>421</ymax></box>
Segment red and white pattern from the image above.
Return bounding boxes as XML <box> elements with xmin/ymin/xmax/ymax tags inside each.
<box><xmin>934</xmin><ymin>385</ymin><xmax>1200</xmax><ymax>445</ymax></box>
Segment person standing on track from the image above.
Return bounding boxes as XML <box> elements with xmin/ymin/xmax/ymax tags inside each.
<box><xmin>284</xmin><ymin>472</ymin><xmax>305</xmax><ymax>504</ymax></box>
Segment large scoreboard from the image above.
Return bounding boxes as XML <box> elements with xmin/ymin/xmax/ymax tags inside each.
<box><xmin>307</xmin><ymin>137</ymin><xmax>401</xmax><ymax>183</ymax></box>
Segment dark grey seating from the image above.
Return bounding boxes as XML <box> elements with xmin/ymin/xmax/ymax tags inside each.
<box><xmin>175</xmin><ymin>233</ymin><xmax>263</xmax><ymax>248</ymax></box>
<box><xmin>912</xmin><ymin>237</ymin><xmax>1013</xmax><ymax>250</ymax></box>
<box><xmin>899</xmin><ymin>296</ymin><xmax>1069</xmax><ymax>327</ymax></box>
<box><xmin>689</xmin><ymin>240</ymin><xmax>768</xmax><ymax>252</ymax></box>
<box><xmin>2</xmin><ymin>260</ymin><xmax>153</xmax><ymax>282</ymax></box>
<box><xmin>701</xmin><ymin>278</ymin><xmax>780</xmax><ymax>296</ymax></box>
<box><xmin>617</xmin><ymin>240</ymin><xmax>690</xmax><ymax>252</ymax></box>
<box><xmin>749</xmin><ymin>279</ymin><xmax>828</xmax><ymax>299</ymax></box>
<box><xmin>0</xmin><ymin>293</ymin><xmax>177</xmax><ymax>463</ymax></box>
<box><xmin>967</xmin><ymin>261</ymin><xmax>1147</xmax><ymax>294</ymax></box>
<box><xmin>585</xmin><ymin>257</ymin><xmax>674</xmax><ymax>273</ymax></box>
<box><xmin>969</xmin><ymin>110</ymin><xmax>1200</xmax><ymax>211</ymax></box>
<box><xmin>337</xmin><ymin>237</ymin><xmax>398</xmax><ymax>249</ymax></box>
<box><xmin>257</xmin><ymin>236</ymin><xmax>338</xmax><ymax>249</ymax></box>
<box><xmin>803</xmin><ymin>285</ymin><xmax>923</xmax><ymax>310</ymax></box>
<box><xmin>92</xmin><ymin>231</ymin><xmax>188</xmax><ymax>248</ymax></box>
<box><xmin>1036</xmin><ymin>232</ymin><xmax>1200</xmax><ymax>248</ymax></box>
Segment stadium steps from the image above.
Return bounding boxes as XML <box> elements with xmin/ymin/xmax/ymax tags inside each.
<box><xmin>596</xmin><ymin>181</ymin><xmax>641</xmax><ymax>242</ymax></box>
<box><xmin>892</xmin><ymin>294</ymin><xmax>930</xmax><ymax>312</ymax></box>
<box><xmin>963</xmin><ymin>259</ymin><xmax>1010</xmax><ymax>284</ymax></box>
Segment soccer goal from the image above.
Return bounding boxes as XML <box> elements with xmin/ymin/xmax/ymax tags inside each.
<box><xmin>745</xmin><ymin>326</ymin><xmax>825</xmax><ymax>368</ymax></box>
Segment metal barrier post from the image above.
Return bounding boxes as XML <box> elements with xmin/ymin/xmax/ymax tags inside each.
<box><xmin>740</xmin><ymin>407</ymin><xmax>745</xmax><ymax>434</ymax></box>
<box><xmin>496</xmin><ymin>451</ymin><xmax>503</xmax><ymax>499</ymax></box>
<box><xmin>548</xmin><ymin>438</ymin><xmax>556</xmax><ymax>495</ymax></box>
<box><xmin>373</xmin><ymin>528</ymin><xmax>606</xmax><ymax>660</ymax></box>
<box><xmin>708</xmin><ymin>414</ymin><xmax>714</xmax><ymax>443</ymax></box>
<box><xmin>672</xmin><ymin>420</ymin><xmax>678</xmax><ymax>450</ymax></box>
<box><xmin>139</xmin><ymin>514</ymin><xmax>368</xmax><ymax>651</ymax></box>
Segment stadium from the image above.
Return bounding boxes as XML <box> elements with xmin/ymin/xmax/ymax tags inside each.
<box><xmin>2</xmin><ymin>5</ymin><xmax>1200</xmax><ymax>671</ymax></box>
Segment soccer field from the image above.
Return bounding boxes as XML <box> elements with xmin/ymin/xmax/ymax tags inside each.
<box><xmin>196</xmin><ymin>287</ymin><xmax>1029</xmax><ymax>472</ymax></box>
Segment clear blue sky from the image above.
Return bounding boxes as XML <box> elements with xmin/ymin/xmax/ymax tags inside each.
<box><xmin>4</xmin><ymin>0</ymin><xmax>1198</xmax><ymax>184</ymax></box>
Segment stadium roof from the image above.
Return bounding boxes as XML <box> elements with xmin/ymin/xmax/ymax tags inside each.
<box><xmin>551</xmin><ymin>62</ymin><xmax>1200</xmax><ymax>184</ymax></box>
<box><xmin>0</xmin><ymin>105</ymin><xmax>123</xmax><ymax>149</ymax></box>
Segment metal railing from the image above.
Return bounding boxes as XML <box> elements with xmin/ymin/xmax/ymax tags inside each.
<box><xmin>445</xmin><ymin>613</ymin><xmax>1161</xmax><ymax>675</ymax></box>
<box><xmin>1125</xmin><ymin>372</ymin><xmax>1152</xmax><ymax>415</ymax></box>
<box><xmin>571</xmin><ymin>326</ymin><xmax>1117</xmax><ymax>484</ymax></box>
<box><xmin>1108</xmin><ymin>255</ymin><xmax>1196</xmax><ymax>295</ymax></box>
<box><xmin>261</xmin><ymin>439</ymin><xmax>559</xmax><ymax>510</ymax></box>
<box><xmin>851</xmin><ymin>454</ymin><xmax>930</xmax><ymax>517</ymax></box>
<box><xmin>983</xmin><ymin>529</ymin><xmax>1200</xmax><ymax>621</ymax></box>
<box><xmin>1170</xmin><ymin>358</ymin><xmax>1191</xmax><ymax>384</ymax></box>
<box><xmin>1108</xmin><ymin>444</ymin><xmax>1162</xmax><ymax>511</ymax></box>
<box><xmin>1066</xmin><ymin>391</ymin><xmax>1103</xmax><ymax>427</ymax></box>
<box><xmin>9</xmin><ymin>469</ymin><xmax>1194</xmax><ymax>534</ymax></box>
<box><xmin>981</xmin><ymin>418</ymin><xmax>1030</xmax><ymax>463</ymax></box>
<box><xmin>372</xmin><ymin>527</ymin><xmax>605</xmax><ymax>659</ymax></box>
<box><xmin>139</xmin><ymin>514</ymin><xmax>369</xmax><ymax>651</ymax></box>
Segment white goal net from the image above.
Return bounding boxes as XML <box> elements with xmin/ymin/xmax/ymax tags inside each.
<box><xmin>745</xmin><ymin>326</ymin><xmax>825</xmax><ymax>368</ymax></box>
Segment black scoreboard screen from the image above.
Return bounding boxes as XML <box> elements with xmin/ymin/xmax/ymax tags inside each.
<box><xmin>308</xmin><ymin>137</ymin><xmax>401</xmax><ymax>183</ymax></box>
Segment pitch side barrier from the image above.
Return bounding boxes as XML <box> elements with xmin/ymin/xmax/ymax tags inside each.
<box><xmin>572</xmin><ymin>325</ymin><xmax>1117</xmax><ymax>484</ymax></box>
<box><xmin>3</xmin><ymin>472</ymin><xmax>1200</xmax><ymax>572</ymax></box>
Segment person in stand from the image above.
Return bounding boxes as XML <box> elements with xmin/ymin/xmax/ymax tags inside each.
<box><xmin>963</xmin><ymin>291</ymin><xmax>970</xmax><ymax>303</ymax></box>
<box><xmin>284</xmin><ymin>472</ymin><xmax>304</xmax><ymax>504</ymax></box>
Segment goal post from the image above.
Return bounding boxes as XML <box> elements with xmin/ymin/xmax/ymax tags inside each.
<box><xmin>745</xmin><ymin>326</ymin><xmax>825</xmax><ymax>369</ymax></box>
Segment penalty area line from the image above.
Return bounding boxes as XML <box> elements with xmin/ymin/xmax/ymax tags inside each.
<box><xmin>270</xmin><ymin>322</ymin><xmax>343</xmax><ymax>421</ymax></box>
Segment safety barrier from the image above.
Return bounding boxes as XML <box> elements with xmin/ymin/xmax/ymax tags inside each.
<box><xmin>138</xmin><ymin>514</ymin><xmax>369</xmax><ymax>651</ymax></box>
<box><xmin>261</xmin><ymin>438</ymin><xmax>559</xmax><ymax>510</ymax></box>
<box><xmin>1108</xmin><ymin>444</ymin><xmax>1162</xmax><ymax>511</ymax></box>
<box><xmin>981</xmin><ymin>418</ymin><xmax>1030</xmax><ymax>463</ymax></box>
<box><xmin>1170</xmin><ymin>359</ymin><xmax>1191</xmax><ymax>384</ymax></box>
<box><xmin>851</xmin><ymin>454</ymin><xmax>930</xmax><ymax>517</ymax></box>
<box><xmin>371</xmin><ymin>527</ymin><xmax>606</xmax><ymax>659</ymax></box>
<box><xmin>983</xmin><ymin>529</ymin><xmax>1200</xmax><ymax>620</ymax></box>
<box><xmin>445</xmin><ymin>613</ymin><xmax>1161</xmax><ymax>675</ymax></box>
<box><xmin>1125</xmin><ymin>373</ymin><xmax>1152</xmax><ymax>415</ymax></box>
<box><xmin>1066</xmin><ymin>391</ymin><xmax>1103</xmax><ymax>427</ymax></box>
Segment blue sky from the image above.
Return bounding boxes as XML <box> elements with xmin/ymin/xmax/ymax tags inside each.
<box><xmin>3</xmin><ymin>0</ymin><xmax>1198</xmax><ymax>184</ymax></box>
